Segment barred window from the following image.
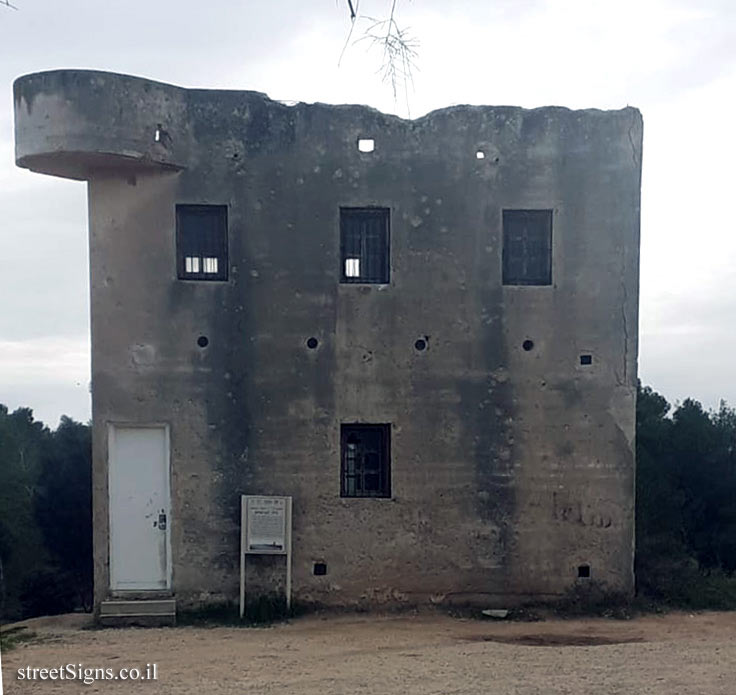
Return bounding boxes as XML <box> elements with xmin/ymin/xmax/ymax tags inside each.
<box><xmin>340</xmin><ymin>424</ymin><xmax>391</xmax><ymax>498</ymax></box>
<box><xmin>502</xmin><ymin>209</ymin><xmax>552</xmax><ymax>286</ymax></box>
<box><xmin>176</xmin><ymin>205</ymin><xmax>228</xmax><ymax>281</ymax></box>
<box><xmin>340</xmin><ymin>208</ymin><xmax>390</xmax><ymax>284</ymax></box>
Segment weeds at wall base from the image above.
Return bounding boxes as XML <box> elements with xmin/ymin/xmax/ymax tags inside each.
<box><xmin>177</xmin><ymin>595</ymin><xmax>312</xmax><ymax>627</ymax></box>
<box><xmin>0</xmin><ymin>625</ymin><xmax>37</xmax><ymax>652</ymax></box>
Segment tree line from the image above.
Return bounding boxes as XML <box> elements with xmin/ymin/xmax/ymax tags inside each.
<box><xmin>0</xmin><ymin>406</ymin><xmax>91</xmax><ymax>620</ymax></box>
<box><xmin>636</xmin><ymin>385</ymin><xmax>736</xmax><ymax>607</ymax></box>
<box><xmin>2</xmin><ymin>382</ymin><xmax>736</xmax><ymax>621</ymax></box>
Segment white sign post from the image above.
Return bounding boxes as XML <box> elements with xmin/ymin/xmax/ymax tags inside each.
<box><xmin>239</xmin><ymin>495</ymin><xmax>292</xmax><ymax>619</ymax></box>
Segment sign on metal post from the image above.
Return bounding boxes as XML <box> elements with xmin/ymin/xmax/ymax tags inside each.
<box><xmin>239</xmin><ymin>495</ymin><xmax>292</xmax><ymax>619</ymax></box>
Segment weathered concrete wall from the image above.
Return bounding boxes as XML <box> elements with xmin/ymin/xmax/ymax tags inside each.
<box><xmin>15</xmin><ymin>70</ymin><xmax>642</xmax><ymax>610</ymax></box>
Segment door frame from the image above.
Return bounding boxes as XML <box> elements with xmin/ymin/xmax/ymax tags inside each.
<box><xmin>107</xmin><ymin>422</ymin><xmax>172</xmax><ymax>593</ymax></box>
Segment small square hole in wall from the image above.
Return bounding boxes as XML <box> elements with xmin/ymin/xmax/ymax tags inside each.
<box><xmin>476</xmin><ymin>150</ymin><xmax>485</xmax><ymax>159</ymax></box>
<box><xmin>358</xmin><ymin>138</ymin><xmax>375</xmax><ymax>153</ymax></box>
<box><xmin>578</xmin><ymin>564</ymin><xmax>591</xmax><ymax>578</ymax></box>
<box><xmin>580</xmin><ymin>354</ymin><xmax>593</xmax><ymax>366</ymax></box>
<box><xmin>313</xmin><ymin>562</ymin><xmax>327</xmax><ymax>576</ymax></box>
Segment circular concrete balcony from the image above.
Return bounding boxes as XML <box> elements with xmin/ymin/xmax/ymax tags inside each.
<box><xmin>14</xmin><ymin>70</ymin><xmax>189</xmax><ymax>180</ymax></box>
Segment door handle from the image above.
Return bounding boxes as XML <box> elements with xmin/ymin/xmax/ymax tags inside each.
<box><xmin>158</xmin><ymin>512</ymin><xmax>167</xmax><ymax>531</ymax></box>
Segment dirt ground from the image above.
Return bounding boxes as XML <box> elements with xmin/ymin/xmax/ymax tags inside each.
<box><xmin>2</xmin><ymin>610</ymin><xmax>736</xmax><ymax>694</ymax></box>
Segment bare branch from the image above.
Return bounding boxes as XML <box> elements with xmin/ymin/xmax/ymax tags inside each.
<box><xmin>355</xmin><ymin>3</ymin><xmax>418</xmax><ymax>113</ymax></box>
<box><xmin>338</xmin><ymin>0</ymin><xmax>361</xmax><ymax>68</ymax></box>
<box><xmin>340</xmin><ymin>1</ymin><xmax>419</xmax><ymax>114</ymax></box>
<box><xmin>1</xmin><ymin>0</ymin><xmax>19</xmax><ymax>8</ymax></box>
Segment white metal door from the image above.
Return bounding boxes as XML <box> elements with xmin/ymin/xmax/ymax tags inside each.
<box><xmin>109</xmin><ymin>425</ymin><xmax>170</xmax><ymax>591</ymax></box>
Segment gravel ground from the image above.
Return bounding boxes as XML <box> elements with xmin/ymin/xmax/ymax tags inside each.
<box><xmin>2</xmin><ymin>610</ymin><xmax>736</xmax><ymax>694</ymax></box>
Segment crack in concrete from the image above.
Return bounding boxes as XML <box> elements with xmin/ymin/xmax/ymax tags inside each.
<box><xmin>621</xmin><ymin>273</ymin><xmax>629</xmax><ymax>385</ymax></box>
<box><xmin>627</xmin><ymin>108</ymin><xmax>641</xmax><ymax>171</ymax></box>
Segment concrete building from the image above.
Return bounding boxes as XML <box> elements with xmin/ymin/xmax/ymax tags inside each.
<box><xmin>14</xmin><ymin>69</ymin><xmax>642</xmax><ymax>620</ymax></box>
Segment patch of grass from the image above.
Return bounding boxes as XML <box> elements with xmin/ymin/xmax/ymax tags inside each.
<box><xmin>178</xmin><ymin>595</ymin><xmax>312</xmax><ymax>627</ymax></box>
<box><xmin>177</xmin><ymin>601</ymin><xmax>242</xmax><ymax>627</ymax></box>
<box><xmin>447</xmin><ymin>584</ymin><xmax>668</xmax><ymax>623</ymax></box>
<box><xmin>0</xmin><ymin>626</ymin><xmax>38</xmax><ymax>652</ymax></box>
<box><xmin>638</xmin><ymin>563</ymin><xmax>736</xmax><ymax>611</ymax></box>
<box><xmin>444</xmin><ymin>603</ymin><xmax>543</xmax><ymax>622</ymax></box>
<box><xmin>447</xmin><ymin>571</ymin><xmax>736</xmax><ymax>624</ymax></box>
<box><xmin>552</xmin><ymin>583</ymin><xmax>638</xmax><ymax>619</ymax></box>
<box><xmin>244</xmin><ymin>594</ymin><xmax>290</xmax><ymax>624</ymax></box>
<box><xmin>503</xmin><ymin>606</ymin><xmax>545</xmax><ymax>622</ymax></box>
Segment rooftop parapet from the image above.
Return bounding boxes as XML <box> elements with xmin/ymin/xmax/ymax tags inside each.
<box><xmin>14</xmin><ymin>69</ymin><xmax>643</xmax><ymax>187</ymax></box>
<box><xmin>14</xmin><ymin>70</ymin><xmax>190</xmax><ymax>179</ymax></box>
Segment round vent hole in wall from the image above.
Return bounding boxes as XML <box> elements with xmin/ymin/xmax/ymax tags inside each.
<box><xmin>522</xmin><ymin>339</ymin><xmax>534</xmax><ymax>352</ymax></box>
<box><xmin>197</xmin><ymin>336</ymin><xmax>209</xmax><ymax>348</ymax></box>
<box><xmin>306</xmin><ymin>337</ymin><xmax>319</xmax><ymax>349</ymax></box>
<box><xmin>414</xmin><ymin>338</ymin><xmax>427</xmax><ymax>352</ymax></box>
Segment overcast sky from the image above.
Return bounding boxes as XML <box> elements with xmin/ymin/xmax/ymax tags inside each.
<box><xmin>1</xmin><ymin>0</ymin><xmax>735</xmax><ymax>427</ymax></box>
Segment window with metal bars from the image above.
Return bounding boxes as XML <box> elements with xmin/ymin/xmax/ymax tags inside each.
<box><xmin>176</xmin><ymin>204</ymin><xmax>229</xmax><ymax>281</ymax></box>
<box><xmin>502</xmin><ymin>209</ymin><xmax>553</xmax><ymax>285</ymax></box>
<box><xmin>340</xmin><ymin>207</ymin><xmax>390</xmax><ymax>284</ymax></box>
<box><xmin>340</xmin><ymin>424</ymin><xmax>391</xmax><ymax>498</ymax></box>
